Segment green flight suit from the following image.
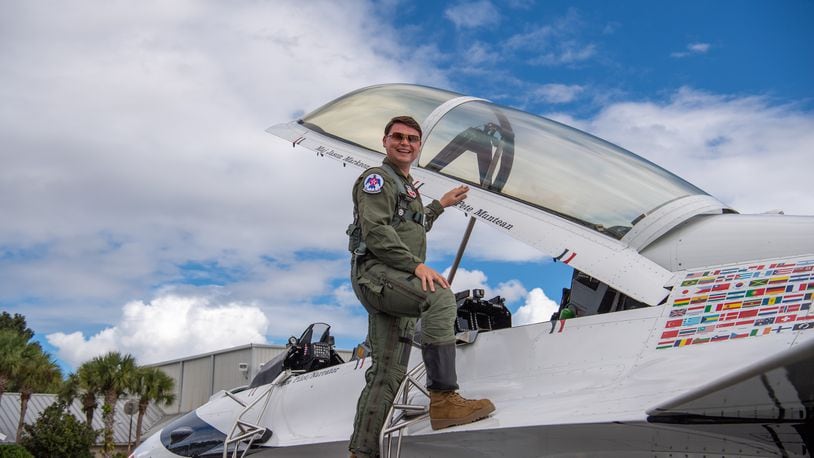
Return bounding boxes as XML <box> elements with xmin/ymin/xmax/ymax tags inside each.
<box><xmin>349</xmin><ymin>158</ymin><xmax>459</xmax><ymax>458</ymax></box>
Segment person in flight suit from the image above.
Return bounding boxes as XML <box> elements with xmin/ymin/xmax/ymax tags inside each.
<box><xmin>348</xmin><ymin>116</ymin><xmax>495</xmax><ymax>458</ymax></box>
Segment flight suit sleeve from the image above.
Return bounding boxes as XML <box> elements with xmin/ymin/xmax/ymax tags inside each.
<box><xmin>356</xmin><ymin>173</ymin><xmax>423</xmax><ymax>274</ymax></box>
<box><xmin>423</xmin><ymin>199</ymin><xmax>444</xmax><ymax>232</ymax></box>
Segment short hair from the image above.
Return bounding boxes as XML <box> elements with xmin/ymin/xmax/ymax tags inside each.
<box><xmin>384</xmin><ymin>116</ymin><xmax>422</xmax><ymax>138</ymax></box>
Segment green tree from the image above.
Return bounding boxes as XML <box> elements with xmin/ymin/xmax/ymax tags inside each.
<box><xmin>0</xmin><ymin>330</ymin><xmax>27</xmax><ymax>404</ymax></box>
<box><xmin>130</xmin><ymin>367</ymin><xmax>175</xmax><ymax>446</ymax></box>
<box><xmin>57</xmin><ymin>372</ymin><xmax>79</xmax><ymax>407</ymax></box>
<box><xmin>19</xmin><ymin>402</ymin><xmax>97</xmax><ymax>458</ymax></box>
<box><xmin>14</xmin><ymin>346</ymin><xmax>62</xmax><ymax>441</ymax></box>
<box><xmin>82</xmin><ymin>352</ymin><xmax>137</xmax><ymax>458</ymax></box>
<box><xmin>0</xmin><ymin>312</ymin><xmax>34</xmax><ymax>340</ymax></box>
<box><xmin>61</xmin><ymin>368</ymin><xmax>100</xmax><ymax>426</ymax></box>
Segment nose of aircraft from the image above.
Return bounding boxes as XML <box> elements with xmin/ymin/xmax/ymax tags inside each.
<box><xmin>130</xmin><ymin>429</ymin><xmax>175</xmax><ymax>458</ymax></box>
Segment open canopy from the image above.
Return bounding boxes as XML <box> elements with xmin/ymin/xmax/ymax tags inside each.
<box><xmin>272</xmin><ymin>83</ymin><xmax>731</xmax><ymax>304</ymax></box>
<box><xmin>301</xmin><ymin>83</ymin><xmax>708</xmax><ymax>240</ymax></box>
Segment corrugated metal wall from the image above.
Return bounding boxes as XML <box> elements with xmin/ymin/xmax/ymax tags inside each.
<box><xmin>216</xmin><ymin>347</ymin><xmax>260</xmax><ymax>391</ymax></box>
<box><xmin>0</xmin><ymin>393</ymin><xmax>163</xmax><ymax>445</ymax></box>
<box><xmin>155</xmin><ymin>361</ymin><xmax>183</xmax><ymax>414</ymax></box>
<box><xmin>254</xmin><ymin>346</ymin><xmax>287</xmax><ymax>372</ymax></box>
<box><xmin>179</xmin><ymin>356</ymin><xmax>212</xmax><ymax>412</ymax></box>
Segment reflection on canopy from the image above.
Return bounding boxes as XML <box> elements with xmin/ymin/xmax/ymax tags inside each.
<box><xmin>300</xmin><ymin>84</ymin><xmax>707</xmax><ymax>239</ymax></box>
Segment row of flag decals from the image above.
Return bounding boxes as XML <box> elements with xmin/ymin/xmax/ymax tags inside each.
<box><xmin>657</xmin><ymin>259</ymin><xmax>814</xmax><ymax>350</ymax></box>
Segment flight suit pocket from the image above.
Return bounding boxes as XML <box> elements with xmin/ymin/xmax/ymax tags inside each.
<box><xmin>358</xmin><ymin>263</ymin><xmax>428</xmax><ymax>316</ymax></box>
<box><xmin>357</xmin><ymin>275</ymin><xmax>383</xmax><ymax>294</ymax></box>
<box><xmin>385</xmin><ymin>277</ymin><xmax>427</xmax><ymax>304</ymax></box>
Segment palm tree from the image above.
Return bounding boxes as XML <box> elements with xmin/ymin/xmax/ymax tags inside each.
<box><xmin>85</xmin><ymin>352</ymin><xmax>137</xmax><ymax>458</ymax></box>
<box><xmin>59</xmin><ymin>371</ymin><xmax>99</xmax><ymax>426</ymax></box>
<box><xmin>15</xmin><ymin>344</ymin><xmax>62</xmax><ymax>441</ymax></box>
<box><xmin>130</xmin><ymin>367</ymin><xmax>176</xmax><ymax>446</ymax></box>
<box><xmin>0</xmin><ymin>329</ymin><xmax>27</xmax><ymax>404</ymax></box>
<box><xmin>73</xmin><ymin>363</ymin><xmax>102</xmax><ymax>425</ymax></box>
<box><xmin>58</xmin><ymin>371</ymin><xmax>80</xmax><ymax>407</ymax></box>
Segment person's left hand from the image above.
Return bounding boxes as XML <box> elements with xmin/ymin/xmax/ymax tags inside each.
<box><xmin>414</xmin><ymin>263</ymin><xmax>449</xmax><ymax>292</ymax></box>
<box><xmin>439</xmin><ymin>185</ymin><xmax>469</xmax><ymax>208</ymax></box>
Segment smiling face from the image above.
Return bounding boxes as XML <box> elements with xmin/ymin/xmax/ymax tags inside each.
<box><xmin>383</xmin><ymin>122</ymin><xmax>421</xmax><ymax>174</ymax></box>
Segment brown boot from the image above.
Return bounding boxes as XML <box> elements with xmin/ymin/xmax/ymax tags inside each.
<box><xmin>429</xmin><ymin>391</ymin><xmax>495</xmax><ymax>430</ymax></box>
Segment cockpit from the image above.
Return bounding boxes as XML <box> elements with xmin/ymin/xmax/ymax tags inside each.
<box><xmin>300</xmin><ymin>83</ymin><xmax>709</xmax><ymax>240</ymax></box>
<box><xmin>249</xmin><ymin>322</ymin><xmax>345</xmax><ymax>389</ymax></box>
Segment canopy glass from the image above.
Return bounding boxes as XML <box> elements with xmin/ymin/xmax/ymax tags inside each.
<box><xmin>301</xmin><ymin>84</ymin><xmax>708</xmax><ymax>239</ymax></box>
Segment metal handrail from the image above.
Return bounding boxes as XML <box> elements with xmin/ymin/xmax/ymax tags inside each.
<box><xmin>222</xmin><ymin>369</ymin><xmax>300</xmax><ymax>458</ymax></box>
<box><xmin>379</xmin><ymin>363</ymin><xmax>430</xmax><ymax>458</ymax></box>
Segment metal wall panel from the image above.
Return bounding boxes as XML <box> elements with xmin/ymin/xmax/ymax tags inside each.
<box><xmin>213</xmin><ymin>348</ymin><xmax>253</xmax><ymax>392</ymax></box>
<box><xmin>180</xmin><ymin>356</ymin><xmax>212</xmax><ymax>412</ymax></box>
<box><xmin>156</xmin><ymin>362</ymin><xmax>183</xmax><ymax>414</ymax></box>
<box><xmin>254</xmin><ymin>346</ymin><xmax>286</xmax><ymax>374</ymax></box>
<box><xmin>0</xmin><ymin>393</ymin><xmax>163</xmax><ymax>445</ymax></box>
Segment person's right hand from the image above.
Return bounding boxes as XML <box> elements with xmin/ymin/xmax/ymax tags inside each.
<box><xmin>414</xmin><ymin>263</ymin><xmax>449</xmax><ymax>292</ymax></box>
<box><xmin>439</xmin><ymin>185</ymin><xmax>469</xmax><ymax>208</ymax></box>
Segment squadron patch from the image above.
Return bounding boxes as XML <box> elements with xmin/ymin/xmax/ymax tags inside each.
<box><xmin>405</xmin><ymin>183</ymin><xmax>417</xmax><ymax>199</ymax></box>
<box><xmin>363</xmin><ymin>173</ymin><xmax>384</xmax><ymax>194</ymax></box>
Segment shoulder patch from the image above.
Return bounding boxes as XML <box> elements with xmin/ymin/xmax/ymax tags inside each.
<box><xmin>362</xmin><ymin>173</ymin><xmax>384</xmax><ymax>194</ymax></box>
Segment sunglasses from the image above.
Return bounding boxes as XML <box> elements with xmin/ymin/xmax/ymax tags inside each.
<box><xmin>387</xmin><ymin>132</ymin><xmax>421</xmax><ymax>144</ymax></box>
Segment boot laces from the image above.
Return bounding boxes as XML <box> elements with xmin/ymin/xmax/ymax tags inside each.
<box><xmin>447</xmin><ymin>392</ymin><xmax>468</xmax><ymax>405</ymax></box>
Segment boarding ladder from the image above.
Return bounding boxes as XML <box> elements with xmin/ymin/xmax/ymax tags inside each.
<box><xmin>379</xmin><ymin>362</ymin><xmax>430</xmax><ymax>458</ymax></box>
<box><xmin>222</xmin><ymin>369</ymin><xmax>301</xmax><ymax>458</ymax></box>
<box><xmin>378</xmin><ymin>330</ymin><xmax>479</xmax><ymax>458</ymax></box>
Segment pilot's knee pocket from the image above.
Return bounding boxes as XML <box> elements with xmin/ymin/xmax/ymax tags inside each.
<box><xmin>359</xmin><ymin>265</ymin><xmax>427</xmax><ymax>315</ymax></box>
<box><xmin>356</xmin><ymin>275</ymin><xmax>383</xmax><ymax>295</ymax></box>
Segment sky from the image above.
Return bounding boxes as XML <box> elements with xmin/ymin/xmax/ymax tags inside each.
<box><xmin>1</xmin><ymin>0</ymin><xmax>812</xmax><ymax>374</ymax></box>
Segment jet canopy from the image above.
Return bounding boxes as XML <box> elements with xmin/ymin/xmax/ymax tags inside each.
<box><xmin>301</xmin><ymin>84</ymin><xmax>708</xmax><ymax>239</ymax></box>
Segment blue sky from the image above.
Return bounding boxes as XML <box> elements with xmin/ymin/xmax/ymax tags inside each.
<box><xmin>404</xmin><ymin>0</ymin><xmax>813</xmax><ymax>112</ymax></box>
<box><xmin>1</xmin><ymin>0</ymin><xmax>812</xmax><ymax>375</ymax></box>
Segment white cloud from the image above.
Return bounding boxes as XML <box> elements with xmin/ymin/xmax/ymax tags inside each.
<box><xmin>444</xmin><ymin>1</ymin><xmax>500</xmax><ymax>29</ymax></box>
<box><xmin>584</xmin><ymin>87</ymin><xmax>814</xmax><ymax>215</ymax></box>
<box><xmin>529</xmin><ymin>42</ymin><xmax>596</xmax><ymax>66</ymax></box>
<box><xmin>0</xmin><ymin>1</ymin><xmax>446</xmax><ymax>335</ymax></box>
<box><xmin>671</xmin><ymin>42</ymin><xmax>711</xmax><ymax>58</ymax></box>
<box><xmin>47</xmin><ymin>293</ymin><xmax>270</xmax><ymax>368</ymax></box>
<box><xmin>493</xmin><ymin>279</ymin><xmax>527</xmax><ymax>303</ymax></box>
<box><xmin>333</xmin><ymin>283</ymin><xmax>359</xmax><ymax>307</ymax></box>
<box><xmin>513</xmin><ymin>287</ymin><xmax>559</xmax><ymax>325</ymax></box>
<box><xmin>441</xmin><ymin>267</ymin><xmax>528</xmax><ymax>304</ymax></box>
<box><xmin>464</xmin><ymin>42</ymin><xmax>500</xmax><ymax>65</ymax></box>
<box><xmin>505</xmin><ymin>9</ymin><xmax>596</xmax><ymax>67</ymax></box>
<box><xmin>689</xmin><ymin>43</ymin><xmax>711</xmax><ymax>53</ymax></box>
<box><xmin>533</xmin><ymin>83</ymin><xmax>585</xmax><ymax>104</ymax></box>
<box><xmin>439</xmin><ymin>266</ymin><xmax>556</xmax><ymax>326</ymax></box>
<box><xmin>445</xmin><ymin>267</ymin><xmax>489</xmax><ymax>291</ymax></box>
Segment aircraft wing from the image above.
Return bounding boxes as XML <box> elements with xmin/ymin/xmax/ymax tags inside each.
<box><xmin>647</xmin><ymin>336</ymin><xmax>814</xmax><ymax>423</ymax></box>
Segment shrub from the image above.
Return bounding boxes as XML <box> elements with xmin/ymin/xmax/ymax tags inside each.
<box><xmin>0</xmin><ymin>444</ymin><xmax>34</xmax><ymax>458</ymax></box>
<box><xmin>19</xmin><ymin>402</ymin><xmax>97</xmax><ymax>458</ymax></box>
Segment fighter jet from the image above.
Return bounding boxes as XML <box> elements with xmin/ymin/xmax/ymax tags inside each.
<box><xmin>132</xmin><ymin>84</ymin><xmax>814</xmax><ymax>457</ymax></box>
